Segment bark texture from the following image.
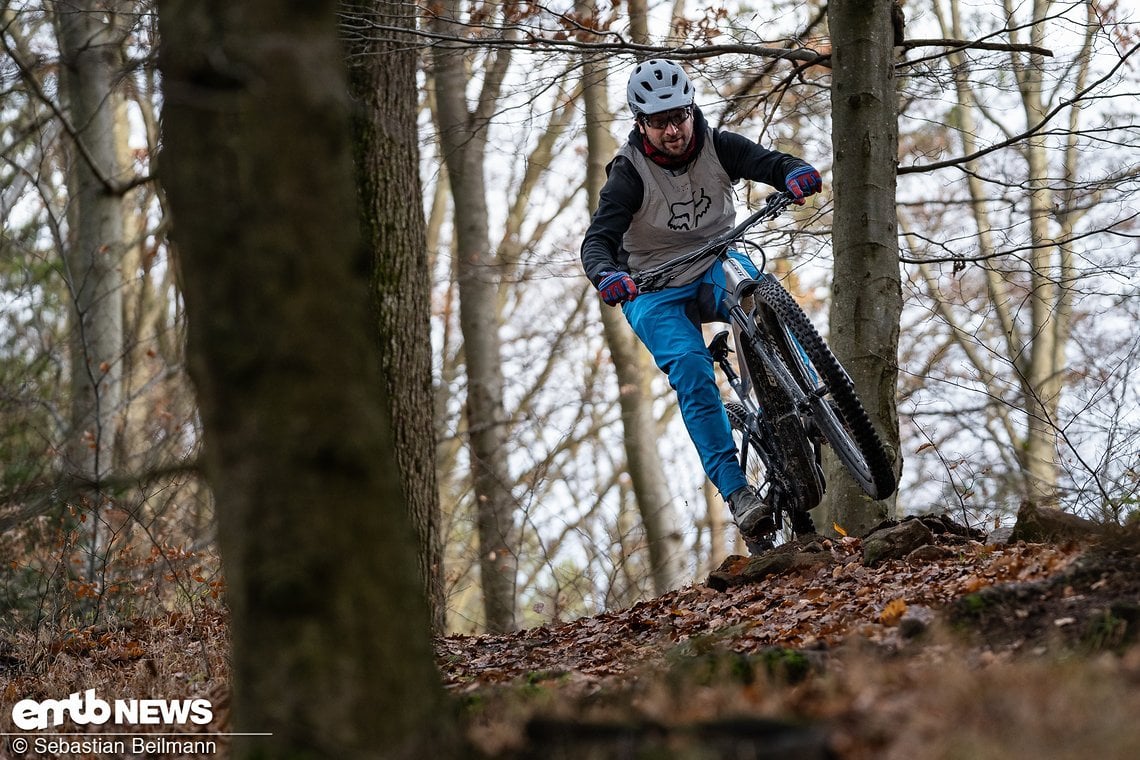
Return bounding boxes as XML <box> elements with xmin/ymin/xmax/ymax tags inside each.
<box><xmin>158</xmin><ymin>1</ymin><xmax>452</xmax><ymax>755</ymax></box>
<box><xmin>823</xmin><ymin>0</ymin><xmax>902</xmax><ymax>537</ymax></box>
<box><xmin>342</xmin><ymin>1</ymin><xmax>446</xmax><ymax>631</ymax></box>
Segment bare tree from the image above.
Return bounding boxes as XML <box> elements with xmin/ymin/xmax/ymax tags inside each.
<box><xmin>821</xmin><ymin>0</ymin><xmax>902</xmax><ymax>537</ymax></box>
<box><xmin>428</xmin><ymin>0</ymin><xmax>519</xmax><ymax>633</ymax></box>
<box><xmin>896</xmin><ymin>0</ymin><xmax>1140</xmax><ymax>520</ymax></box>
<box><xmin>580</xmin><ymin>0</ymin><xmax>688</xmax><ymax>594</ymax></box>
<box><xmin>1</xmin><ymin>2</ymin><xmax>218</xmax><ymax>628</ymax></box>
<box><xmin>54</xmin><ymin>0</ymin><xmax>131</xmax><ymax>589</ymax></box>
<box><xmin>157</xmin><ymin>0</ymin><xmax>455</xmax><ymax>754</ymax></box>
<box><xmin>341</xmin><ymin>0</ymin><xmax>446</xmax><ymax>632</ymax></box>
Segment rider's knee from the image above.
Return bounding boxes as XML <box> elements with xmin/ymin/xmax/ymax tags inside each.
<box><xmin>666</xmin><ymin>350</ymin><xmax>716</xmax><ymax>394</ymax></box>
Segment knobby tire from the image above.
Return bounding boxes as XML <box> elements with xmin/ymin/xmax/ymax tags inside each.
<box><xmin>753</xmin><ymin>275</ymin><xmax>897</xmax><ymax>501</ymax></box>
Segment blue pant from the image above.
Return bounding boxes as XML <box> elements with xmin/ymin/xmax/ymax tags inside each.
<box><xmin>621</xmin><ymin>252</ymin><xmax>759</xmax><ymax>499</ymax></box>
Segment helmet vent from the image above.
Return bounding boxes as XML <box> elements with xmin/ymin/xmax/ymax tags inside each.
<box><xmin>625</xmin><ymin>59</ymin><xmax>694</xmax><ymax>116</ymax></box>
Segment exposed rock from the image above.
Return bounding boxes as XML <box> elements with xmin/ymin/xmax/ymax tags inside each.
<box><xmin>862</xmin><ymin>519</ymin><xmax>934</xmax><ymax>567</ymax></box>
<box><xmin>906</xmin><ymin>544</ymin><xmax>955</xmax><ymax>564</ymax></box>
<box><xmin>918</xmin><ymin>513</ymin><xmax>986</xmax><ymax>541</ymax></box>
<box><xmin>898</xmin><ymin>604</ymin><xmax>937</xmax><ymax>639</ymax></box>
<box><xmin>1008</xmin><ymin>502</ymin><xmax>1103</xmax><ymax>544</ymax></box>
<box><xmin>707</xmin><ymin>543</ymin><xmax>834</xmax><ymax>591</ymax></box>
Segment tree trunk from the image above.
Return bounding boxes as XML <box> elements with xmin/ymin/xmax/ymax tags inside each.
<box><xmin>627</xmin><ymin>0</ymin><xmax>649</xmax><ymax>44</ymax></box>
<box><xmin>823</xmin><ymin>0</ymin><xmax>902</xmax><ymax>537</ymax></box>
<box><xmin>342</xmin><ymin>0</ymin><xmax>446</xmax><ymax>632</ymax></box>
<box><xmin>429</xmin><ymin>1</ymin><xmax>519</xmax><ymax>633</ymax></box>
<box><xmin>1014</xmin><ymin>0</ymin><xmax>1063</xmax><ymax>507</ymax></box>
<box><xmin>56</xmin><ymin>0</ymin><xmax>127</xmax><ymax>585</ymax></box>
<box><xmin>157</xmin><ymin>1</ymin><xmax>453</xmax><ymax>755</ymax></box>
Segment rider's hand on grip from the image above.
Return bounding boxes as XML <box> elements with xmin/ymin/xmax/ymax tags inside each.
<box><xmin>598</xmin><ymin>271</ymin><xmax>639</xmax><ymax>306</ymax></box>
<box><xmin>784</xmin><ymin>165</ymin><xmax>822</xmax><ymax>205</ymax></box>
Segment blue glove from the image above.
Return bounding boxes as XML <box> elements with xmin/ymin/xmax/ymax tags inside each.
<box><xmin>597</xmin><ymin>271</ymin><xmax>639</xmax><ymax>306</ymax></box>
<box><xmin>785</xmin><ymin>165</ymin><xmax>823</xmax><ymax>204</ymax></box>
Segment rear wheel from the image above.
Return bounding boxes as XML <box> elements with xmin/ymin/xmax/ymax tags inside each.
<box><xmin>753</xmin><ymin>275</ymin><xmax>897</xmax><ymax>501</ymax></box>
<box><xmin>727</xmin><ymin>317</ymin><xmax>822</xmax><ymax>542</ymax></box>
<box><xmin>725</xmin><ymin>400</ymin><xmax>818</xmax><ymax>547</ymax></box>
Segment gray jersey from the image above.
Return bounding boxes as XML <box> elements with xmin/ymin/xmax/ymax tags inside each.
<box><xmin>618</xmin><ymin>129</ymin><xmax>736</xmax><ymax>286</ymax></box>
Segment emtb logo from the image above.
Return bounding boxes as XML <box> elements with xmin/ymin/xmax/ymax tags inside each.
<box><xmin>11</xmin><ymin>689</ymin><xmax>213</xmax><ymax>730</ymax></box>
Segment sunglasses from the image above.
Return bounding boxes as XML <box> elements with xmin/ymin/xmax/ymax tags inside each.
<box><xmin>641</xmin><ymin>107</ymin><xmax>693</xmax><ymax>130</ymax></box>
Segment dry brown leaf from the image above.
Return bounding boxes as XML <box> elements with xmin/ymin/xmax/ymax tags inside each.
<box><xmin>879</xmin><ymin>598</ymin><xmax>908</xmax><ymax>626</ymax></box>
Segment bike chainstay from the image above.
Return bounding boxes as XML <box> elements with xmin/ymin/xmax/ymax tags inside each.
<box><xmin>740</xmin><ymin>402</ymin><xmax>798</xmax><ymax>531</ymax></box>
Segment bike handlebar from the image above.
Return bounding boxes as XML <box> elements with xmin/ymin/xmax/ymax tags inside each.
<box><xmin>631</xmin><ymin>192</ymin><xmax>796</xmax><ymax>293</ymax></box>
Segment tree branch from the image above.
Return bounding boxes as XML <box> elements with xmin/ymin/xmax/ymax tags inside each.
<box><xmin>899</xmin><ymin>210</ymin><xmax>1140</xmax><ymax>267</ymax></box>
<box><xmin>0</xmin><ymin>12</ymin><xmax>150</xmax><ymax>198</ymax></box>
<box><xmin>359</xmin><ymin>12</ymin><xmax>1055</xmax><ymax>67</ymax></box>
<box><xmin>900</xmin><ymin>40</ymin><xmax>1140</xmax><ymax>175</ymax></box>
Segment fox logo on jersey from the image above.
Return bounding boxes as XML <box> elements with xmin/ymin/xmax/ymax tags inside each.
<box><xmin>668</xmin><ymin>189</ymin><xmax>712</xmax><ymax>231</ymax></box>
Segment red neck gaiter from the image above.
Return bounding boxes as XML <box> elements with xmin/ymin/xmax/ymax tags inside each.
<box><xmin>642</xmin><ymin>131</ymin><xmax>699</xmax><ymax>170</ymax></box>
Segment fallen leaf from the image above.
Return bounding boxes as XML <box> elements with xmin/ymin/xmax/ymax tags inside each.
<box><xmin>879</xmin><ymin>598</ymin><xmax>908</xmax><ymax>626</ymax></box>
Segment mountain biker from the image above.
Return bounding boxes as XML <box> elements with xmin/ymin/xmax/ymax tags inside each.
<box><xmin>580</xmin><ymin>59</ymin><xmax>822</xmax><ymax>545</ymax></box>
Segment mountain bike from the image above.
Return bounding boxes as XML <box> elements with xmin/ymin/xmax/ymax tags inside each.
<box><xmin>632</xmin><ymin>192</ymin><xmax>897</xmax><ymax>547</ymax></box>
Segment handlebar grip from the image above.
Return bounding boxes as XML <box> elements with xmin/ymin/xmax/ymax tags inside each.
<box><xmin>631</xmin><ymin>273</ymin><xmax>653</xmax><ymax>293</ymax></box>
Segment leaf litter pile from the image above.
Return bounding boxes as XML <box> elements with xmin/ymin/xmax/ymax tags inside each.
<box><xmin>2</xmin><ymin>518</ymin><xmax>1139</xmax><ymax>758</ymax></box>
<box><xmin>438</xmin><ymin>520</ymin><xmax>1140</xmax><ymax>758</ymax></box>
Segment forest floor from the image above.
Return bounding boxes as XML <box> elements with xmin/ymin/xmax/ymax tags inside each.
<box><xmin>438</xmin><ymin>518</ymin><xmax>1140</xmax><ymax>759</ymax></box>
<box><xmin>2</xmin><ymin>518</ymin><xmax>1139</xmax><ymax>759</ymax></box>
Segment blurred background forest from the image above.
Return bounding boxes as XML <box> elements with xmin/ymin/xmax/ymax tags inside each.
<box><xmin>1</xmin><ymin>0</ymin><xmax>1138</xmax><ymax>639</ymax></box>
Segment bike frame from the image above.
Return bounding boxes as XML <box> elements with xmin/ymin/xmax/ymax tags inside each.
<box><xmin>630</xmin><ymin>190</ymin><xmax>897</xmax><ymax>540</ymax></box>
<box><xmin>712</xmin><ymin>200</ymin><xmax>824</xmax><ymax>444</ymax></box>
<box><xmin>719</xmin><ymin>262</ymin><xmax>824</xmax><ymax>520</ymax></box>
<box><xmin>638</xmin><ymin>192</ymin><xmax>812</xmax><ymax>410</ymax></box>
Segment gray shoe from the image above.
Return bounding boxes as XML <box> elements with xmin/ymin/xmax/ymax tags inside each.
<box><xmin>728</xmin><ymin>486</ymin><xmax>776</xmax><ymax>537</ymax></box>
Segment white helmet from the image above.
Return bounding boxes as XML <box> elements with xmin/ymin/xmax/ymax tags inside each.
<box><xmin>626</xmin><ymin>59</ymin><xmax>694</xmax><ymax>116</ymax></box>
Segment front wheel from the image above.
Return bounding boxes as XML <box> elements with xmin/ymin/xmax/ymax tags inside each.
<box><xmin>727</xmin><ymin>294</ymin><xmax>824</xmax><ymax>544</ymax></box>
<box><xmin>753</xmin><ymin>275</ymin><xmax>897</xmax><ymax>501</ymax></box>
